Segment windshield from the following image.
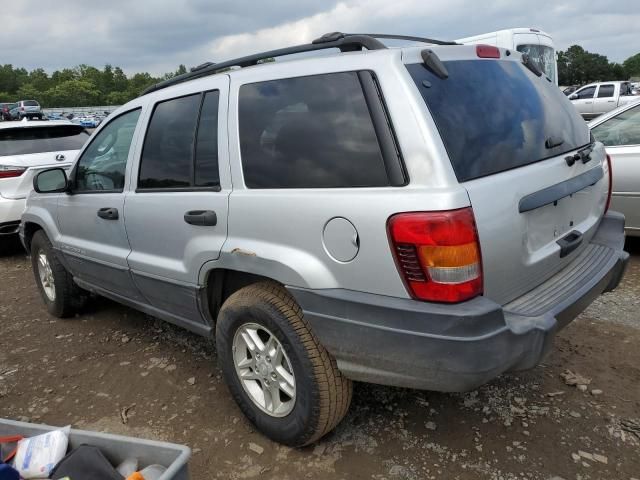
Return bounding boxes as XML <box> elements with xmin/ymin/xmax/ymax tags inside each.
<box><xmin>0</xmin><ymin>126</ymin><xmax>89</xmax><ymax>156</ymax></box>
<box><xmin>406</xmin><ymin>59</ymin><xmax>589</xmax><ymax>182</ymax></box>
<box><xmin>516</xmin><ymin>44</ymin><xmax>556</xmax><ymax>83</ymax></box>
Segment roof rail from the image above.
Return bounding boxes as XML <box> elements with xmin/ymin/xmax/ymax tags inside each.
<box><xmin>142</xmin><ymin>32</ymin><xmax>387</xmax><ymax>95</ymax></box>
<box><xmin>352</xmin><ymin>33</ymin><xmax>459</xmax><ymax>46</ymax></box>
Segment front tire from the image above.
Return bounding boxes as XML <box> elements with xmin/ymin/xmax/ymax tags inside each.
<box><xmin>30</xmin><ymin>231</ymin><xmax>85</xmax><ymax>317</ymax></box>
<box><xmin>216</xmin><ymin>282</ymin><xmax>352</xmax><ymax>446</ymax></box>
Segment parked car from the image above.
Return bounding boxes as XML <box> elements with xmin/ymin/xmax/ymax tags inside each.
<box><xmin>9</xmin><ymin>100</ymin><xmax>43</xmax><ymax>120</ymax></box>
<box><xmin>0</xmin><ymin>103</ymin><xmax>15</xmax><ymax>121</ymax></box>
<box><xmin>569</xmin><ymin>81</ymin><xmax>637</xmax><ymax>119</ymax></box>
<box><xmin>21</xmin><ymin>33</ymin><xmax>628</xmax><ymax>446</ymax></box>
<box><xmin>562</xmin><ymin>85</ymin><xmax>579</xmax><ymax>96</ymax></box>
<box><xmin>0</xmin><ymin>120</ymin><xmax>89</xmax><ymax>250</ymax></box>
<box><xmin>589</xmin><ymin>99</ymin><xmax>640</xmax><ymax>236</ymax></box>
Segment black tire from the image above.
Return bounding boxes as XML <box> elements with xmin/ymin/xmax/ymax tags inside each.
<box><xmin>30</xmin><ymin>230</ymin><xmax>86</xmax><ymax>317</ymax></box>
<box><xmin>216</xmin><ymin>282</ymin><xmax>352</xmax><ymax>446</ymax></box>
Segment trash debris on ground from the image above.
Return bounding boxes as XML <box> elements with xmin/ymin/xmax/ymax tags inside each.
<box><xmin>560</xmin><ymin>370</ymin><xmax>591</xmax><ymax>388</ymax></box>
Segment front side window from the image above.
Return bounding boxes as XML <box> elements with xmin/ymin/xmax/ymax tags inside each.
<box><xmin>75</xmin><ymin>108</ymin><xmax>141</xmax><ymax>192</ymax></box>
<box><xmin>592</xmin><ymin>105</ymin><xmax>640</xmax><ymax>147</ymax></box>
<box><xmin>597</xmin><ymin>85</ymin><xmax>614</xmax><ymax>98</ymax></box>
<box><xmin>575</xmin><ymin>86</ymin><xmax>596</xmax><ymax>100</ymax></box>
<box><xmin>138</xmin><ymin>91</ymin><xmax>220</xmax><ymax>190</ymax></box>
<box><xmin>238</xmin><ymin>72</ymin><xmax>390</xmax><ymax>188</ymax></box>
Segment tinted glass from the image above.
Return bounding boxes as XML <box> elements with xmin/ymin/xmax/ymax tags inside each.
<box><xmin>23</xmin><ymin>100</ymin><xmax>39</xmax><ymax>107</ymax></box>
<box><xmin>516</xmin><ymin>44</ymin><xmax>556</xmax><ymax>83</ymax></box>
<box><xmin>139</xmin><ymin>94</ymin><xmax>200</xmax><ymax>189</ymax></box>
<box><xmin>592</xmin><ymin>104</ymin><xmax>640</xmax><ymax>146</ymax></box>
<box><xmin>239</xmin><ymin>72</ymin><xmax>389</xmax><ymax>188</ymax></box>
<box><xmin>576</xmin><ymin>86</ymin><xmax>596</xmax><ymax>99</ymax></box>
<box><xmin>407</xmin><ymin>60</ymin><xmax>590</xmax><ymax>182</ymax></box>
<box><xmin>195</xmin><ymin>91</ymin><xmax>220</xmax><ymax>187</ymax></box>
<box><xmin>0</xmin><ymin>126</ymin><xmax>89</xmax><ymax>156</ymax></box>
<box><xmin>75</xmin><ymin>109</ymin><xmax>140</xmax><ymax>192</ymax></box>
<box><xmin>598</xmin><ymin>85</ymin><xmax>615</xmax><ymax>98</ymax></box>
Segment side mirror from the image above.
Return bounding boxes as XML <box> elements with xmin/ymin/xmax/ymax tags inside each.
<box><xmin>33</xmin><ymin>167</ymin><xmax>69</xmax><ymax>194</ymax></box>
<box><xmin>569</xmin><ymin>94</ymin><xmax>578</xmax><ymax>100</ymax></box>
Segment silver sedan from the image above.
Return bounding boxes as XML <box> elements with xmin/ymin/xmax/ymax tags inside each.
<box><xmin>590</xmin><ymin>100</ymin><xmax>640</xmax><ymax>236</ymax></box>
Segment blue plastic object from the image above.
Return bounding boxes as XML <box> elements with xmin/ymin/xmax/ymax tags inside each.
<box><xmin>0</xmin><ymin>464</ymin><xmax>20</xmax><ymax>480</ymax></box>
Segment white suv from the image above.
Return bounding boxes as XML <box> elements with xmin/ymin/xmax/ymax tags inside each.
<box><xmin>0</xmin><ymin>120</ymin><xmax>88</xmax><ymax>250</ymax></box>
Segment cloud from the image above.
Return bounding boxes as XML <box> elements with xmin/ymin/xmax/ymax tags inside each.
<box><xmin>0</xmin><ymin>0</ymin><xmax>637</xmax><ymax>75</ymax></box>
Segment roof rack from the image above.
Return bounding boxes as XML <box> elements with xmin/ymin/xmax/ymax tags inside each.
<box><xmin>142</xmin><ymin>32</ymin><xmax>457</xmax><ymax>95</ymax></box>
<box><xmin>142</xmin><ymin>32</ymin><xmax>386</xmax><ymax>95</ymax></box>
<box><xmin>352</xmin><ymin>33</ymin><xmax>459</xmax><ymax>46</ymax></box>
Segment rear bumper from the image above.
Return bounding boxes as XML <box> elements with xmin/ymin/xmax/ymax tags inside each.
<box><xmin>289</xmin><ymin>212</ymin><xmax>628</xmax><ymax>392</ymax></box>
<box><xmin>0</xmin><ymin>196</ymin><xmax>26</xmax><ymax>235</ymax></box>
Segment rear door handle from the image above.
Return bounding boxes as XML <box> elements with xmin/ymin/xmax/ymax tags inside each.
<box><xmin>184</xmin><ymin>210</ymin><xmax>217</xmax><ymax>226</ymax></box>
<box><xmin>97</xmin><ymin>207</ymin><xmax>119</xmax><ymax>220</ymax></box>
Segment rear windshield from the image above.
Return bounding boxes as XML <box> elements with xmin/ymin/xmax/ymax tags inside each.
<box><xmin>0</xmin><ymin>126</ymin><xmax>89</xmax><ymax>156</ymax></box>
<box><xmin>23</xmin><ymin>100</ymin><xmax>39</xmax><ymax>107</ymax></box>
<box><xmin>407</xmin><ymin>59</ymin><xmax>590</xmax><ymax>182</ymax></box>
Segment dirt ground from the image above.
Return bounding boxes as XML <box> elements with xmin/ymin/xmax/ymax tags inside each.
<box><xmin>1</xmin><ymin>238</ymin><xmax>639</xmax><ymax>480</ymax></box>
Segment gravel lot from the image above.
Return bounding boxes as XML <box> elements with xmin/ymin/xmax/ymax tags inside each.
<box><xmin>1</xmin><ymin>239</ymin><xmax>639</xmax><ymax>480</ymax></box>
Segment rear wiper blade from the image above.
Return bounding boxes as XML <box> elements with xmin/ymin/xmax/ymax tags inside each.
<box><xmin>545</xmin><ymin>136</ymin><xmax>564</xmax><ymax>149</ymax></box>
<box><xmin>565</xmin><ymin>142</ymin><xmax>595</xmax><ymax>166</ymax></box>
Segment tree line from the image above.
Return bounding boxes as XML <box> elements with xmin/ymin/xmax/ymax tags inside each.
<box><xmin>558</xmin><ymin>45</ymin><xmax>639</xmax><ymax>86</ymax></box>
<box><xmin>1</xmin><ymin>45</ymin><xmax>639</xmax><ymax>108</ymax></box>
<box><xmin>0</xmin><ymin>64</ymin><xmax>188</xmax><ymax>108</ymax></box>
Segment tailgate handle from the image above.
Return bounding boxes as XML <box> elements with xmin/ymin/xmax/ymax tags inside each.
<box><xmin>557</xmin><ymin>230</ymin><xmax>583</xmax><ymax>258</ymax></box>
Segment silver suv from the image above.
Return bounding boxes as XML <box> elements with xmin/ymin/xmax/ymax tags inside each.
<box><xmin>20</xmin><ymin>33</ymin><xmax>628</xmax><ymax>446</ymax></box>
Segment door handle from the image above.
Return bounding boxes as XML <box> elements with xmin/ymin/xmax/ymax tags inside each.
<box><xmin>184</xmin><ymin>210</ymin><xmax>217</xmax><ymax>226</ymax></box>
<box><xmin>97</xmin><ymin>207</ymin><xmax>119</xmax><ymax>220</ymax></box>
<box><xmin>607</xmin><ymin>100</ymin><xmax>615</xmax><ymax>103</ymax></box>
<box><xmin>585</xmin><ymin>101</ymin><xmax>592</xmax><ymax>104</ymax></box>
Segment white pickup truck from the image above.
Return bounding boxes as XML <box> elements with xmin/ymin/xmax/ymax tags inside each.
<box><xmin>569</xmin><ymin>81</ymin><xmax>638</xmax><ymax>119</ymax></box>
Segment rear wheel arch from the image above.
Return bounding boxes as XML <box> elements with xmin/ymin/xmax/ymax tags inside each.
<box><xmin>203</xmin><ymin>268</ymin><xmax>277</xmax><ymax>322</ymax></box>
<box><xmin>23</xmin><ymin>221</ymin><xmax>44</xmax><ymax>253</ymax></box>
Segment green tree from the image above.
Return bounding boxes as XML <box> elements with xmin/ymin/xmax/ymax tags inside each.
<box><xmin>558</xmin><ymin>45</ymin><xmax>628</xmax><ymax>85</ymax></box>
<box><xmin>46</xmin><ymin>80</ymin><xmax>100</xmax><ymax>107</ymax></box>
<box><xmin>17</xmin><ymin>83</ymin><xmax>46</xmax><ymax>105</ymax></box>
<box><xmin>623</xmin><ymin>53</ymin><xmax>640</xmax><ymax>78</ymax></box>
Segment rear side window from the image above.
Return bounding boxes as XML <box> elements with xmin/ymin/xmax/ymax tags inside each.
<box><xmin>238</xmin><ymin>72</ymin><xmax>392</xmax><ymax>188</ymax></box>
<box><xmin>407</xmin><ymin>60</ymin><xmax>590</xmax><ymax>182</ymax></box>
<box><xmin>597</xmin><ymin>85</ymin><xmax>615</xmax><ymax>98</ymax></box>
<box><xmin>0</xmin><ymin>126</ymin><xmax>89</xmax><ymax>156</ymax></box>
<box><xmin>139</xmin><ymin>91</ymin><xmax>220</xmax><ymax>190</ymax></box>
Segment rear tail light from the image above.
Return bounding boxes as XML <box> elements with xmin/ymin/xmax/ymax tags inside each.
<box><xmin>0</xmin><ymin>165</ymin><xmax>27</xmax><ymax>179</ymax></box>
<box><xmin>604</xmin><ymin>153</ymin><xmax>613</xmax><ymax>213</ymax></box>
<box><xmin>388</xmin><ymin>208</ymin><xmax>483</xmax><ymax>303</ymax></box>
<box><xmin>20</xmin><ymin>106</ymin><xmax>25</xmax><ymax>111</ymax></box>
<box><xmin>476</xmin><ymin>44</ymin><xmax>500</xmax><ymax>59</ymax></box>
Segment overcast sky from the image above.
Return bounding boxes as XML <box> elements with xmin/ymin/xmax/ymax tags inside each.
<box><xmin>3</xmin><ymin>0</ymin><xmax>638</xmax><ymax>75</ymax></box>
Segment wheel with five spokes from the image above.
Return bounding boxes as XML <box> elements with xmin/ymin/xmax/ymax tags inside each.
<box><xmin>216</xmin><ymin>282</ymin><xmax>352</xmax><ymax>446</ymax></box>
<box><xmin>30</xmin><ymin>230</ymin><xmax>86</xmax><ymax>317</ymax></box>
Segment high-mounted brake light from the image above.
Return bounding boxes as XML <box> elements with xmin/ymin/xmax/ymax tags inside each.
<box><xmin>604</xmin><ymin>153</ymin><xmax>613</xmax><ymax>213</ymax></box>
<box><xmin>0</xmin><ymin>165</ymin><xmax>27</xmax><ymax>179</ymax></box>
<box><xmin>476</xmin><ymin>44</ymin><xmax>500</xmax><ymax>59</ymax></box>
<box><xmin>388</xmin><ymin>208</ymin><xmax>483</xmax><ymax>303</ymax></box>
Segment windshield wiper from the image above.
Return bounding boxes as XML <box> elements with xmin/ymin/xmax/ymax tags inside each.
<box><xmin>565</xmin><ymin>142</ymin><xmax>595</xmax><ymax>166</ymax></box>
<box><xmin>545</xmin><ymin>136</ymin><xmax>564</xmax><ymax>149</ymax></box>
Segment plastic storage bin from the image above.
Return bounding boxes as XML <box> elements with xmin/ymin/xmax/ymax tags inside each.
<box><xmin>0</xmin><ymin>419</ymin><xmax>190</xmax><ymax>480</ymax></box>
